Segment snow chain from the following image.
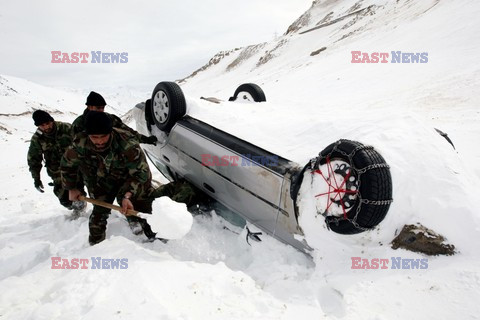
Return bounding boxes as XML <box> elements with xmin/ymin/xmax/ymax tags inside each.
<box><xmin>311</xmin><ymin>140</ymin><xmax>393</xmax><ymax>231</ymax></box>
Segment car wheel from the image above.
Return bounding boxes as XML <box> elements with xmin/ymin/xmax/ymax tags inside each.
<box><xmin>151</xmin><ymin>82</ymin><xmax>186</xmax><ymax>132</ymax></box>
<box><xmin>228</xmin><ymin>83</ymin><xmax>266</xmax><ymax>102</ymax></box>
<box><xmin>297</xmin><ymin>139</ymin><xmax>393</xmax><ymax>234</ymax></box>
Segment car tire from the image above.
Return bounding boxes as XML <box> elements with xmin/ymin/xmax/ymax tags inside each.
<box><xmin>298</xmin><ymin>139</ymin><xmax>393</xmax><ymax>234</ymax></box>
<box><xmin>228</xmin><ymin>83</ymin><xmax>266</xmax><ymax>102</ymax></box>
<box><xmin>151</xmin><ymin>82</ymin><xmax>186</xmax><ymax>132</ymax></box>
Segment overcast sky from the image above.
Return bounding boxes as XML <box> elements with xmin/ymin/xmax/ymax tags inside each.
<box><xmin>0</xmin><ymin>0</ymin><xmax>312</xmax><ymax>91</ymax></box>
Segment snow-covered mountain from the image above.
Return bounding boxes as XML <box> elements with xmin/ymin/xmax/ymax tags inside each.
<box><xmin>181</xmin><ymin>0</ymin><xmax>477</xmax><ymax>104</ymax></box>
<box><xmin>1</xmin><ymin>0</ymin><xmax>480</xmax><ymax>319</ymax></box>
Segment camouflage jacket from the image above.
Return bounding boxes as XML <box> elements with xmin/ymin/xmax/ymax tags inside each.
<box><xmin>61</xmin><ymin>128</ymin><xmax>153</xmax><ymax>199</ymax></box>
<box><xmin>27</xmin><ymin>121</ymin><xmax>73</xmax><ymax>181</ymax></box>
<box><xmin>71</xmin><ymin>108</ymin><xmax>149</xmax><ymax>144</ymax></box>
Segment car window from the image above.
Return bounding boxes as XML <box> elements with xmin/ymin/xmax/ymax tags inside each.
<box><xmin>145</xmin><ymin>151</ymin><xmax>174</xmax><ymax>182</ymax></box>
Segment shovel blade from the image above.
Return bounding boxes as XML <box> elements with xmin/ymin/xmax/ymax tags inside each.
<box><xmin>138</xmin><ymin>197</ymin><xmax>193</xmax><ymax>239</ymax></box>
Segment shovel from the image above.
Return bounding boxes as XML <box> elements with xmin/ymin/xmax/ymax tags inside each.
<box><xmin>78</xmin><ymin>195</ymin><xmax>162</xmax><ymax>233</ymax></box>
<box><xmin>78</xmin><ymin>195</ymin><xmax>193</xmax><ymax>239</ymax></box>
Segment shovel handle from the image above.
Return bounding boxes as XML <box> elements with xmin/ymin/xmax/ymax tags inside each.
<box><xmin>79</xmin><ymin>195</ymin><xmax>139</xmax><ymax>216</ymax></box>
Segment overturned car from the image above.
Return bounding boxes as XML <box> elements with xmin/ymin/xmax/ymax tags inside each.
<box><xmin>133</xmin><ymin>82</ymin><xmax>393</xmax><ymax>253</ymax></box>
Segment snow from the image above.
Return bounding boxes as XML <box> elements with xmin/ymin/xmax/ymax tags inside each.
<box><xmin>139</xmin><ymin>197</ymin><xmax>193</xmax><ymax>239</ymax></box>
<box><xmin>1</xmin><ymin>0</ymin><xmax>480</xmax><ymax>319</ymax></box>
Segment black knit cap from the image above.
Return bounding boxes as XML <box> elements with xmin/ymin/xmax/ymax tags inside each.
<box><xmin>85</xmin><ymin>111</ymin><xmax>112</xmax><ymax>135</ymax></box>
<box><xmin>32</xmin><ymin>110</ymin><xmax>54</xmax><ymax>126</ymax></box>
<box><xmin>85</xmin><ymin>91</ymin><xmax>107</xmax><ymax>107</ymax></box>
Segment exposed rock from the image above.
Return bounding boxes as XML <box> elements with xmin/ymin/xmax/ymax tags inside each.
<box><xmin>335</xmin><ymin>30</ymin><xmax>357</xmax><ymax>43</ymax></box>
<box><xmin>286</xmin><ymin>10</ymin><xmax>312</xmax><ymax>35</ymax></box>
<box><xmin>256</xmin><ymin>39</ymin><xmax>288</xmax><ymax>67</ymax></box>
<box><xmin>286</xmin><ymin>0</ymin><xmax>340</xmax><ymax>34</ymax></box>
<box><xmin>227</xmin><ymin>43</ymin><xmax>266</xmax><ymax>71</ymax></box>
<box><xmin>342</xmin><ymin>5</ymin><xmax>377</xmax><ymax>30</ymax></box>
<box><xmin>391</xmin><ymin>224</ymin><xmax>456</xmax><ymax>256</ymax></box>
<box><xmin>0</xmin><ymin>111</ymin><xmax>31</xmax><ymax>117</ymax></box>
<box><xmin>300</xmin><ymin>5</ymin><xmax>376</xmax><ymax>35</ymax></box>
<box><xmin>179</xmin><ymin>48</ymin><xmax>242</xmax><ymax>82</ymax></box>
<box><xmin>200</xmin><ymin>97</ymin><xmax>222</xmax><ymax>104</ymax></box>
<box><xmin>310</xmin><ymin>47</ymin><xmax>327</xmax><ymax>56</ymax></box>
<box><xmin>316</xmin><ymin>12</ymin><xmax>334</xmax><ymax>26</ymax></box>
<box><xmin>120</xmin><ymin>108</ymin><xmax>134</xmax><ymax>124</ymax></box>
<box><xmin>347</xmin><ymin>0</ymin><xmax>364</xmax><ymax>14</ymax></box>
<box><xmin>0</xmin><ymin>124</ymin><xmax>12</xmax><ymax>135</ymax></box>
<box><xmin>0</xmin><ymin>76</ymin><xmax>19</xmax><ymax>96</ymax></box>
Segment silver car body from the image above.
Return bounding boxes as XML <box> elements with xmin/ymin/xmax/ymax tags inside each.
<box><xmin>133</xmin><ymin>104</ymin><xmax>311</xmax><ymax>253</ymax></box>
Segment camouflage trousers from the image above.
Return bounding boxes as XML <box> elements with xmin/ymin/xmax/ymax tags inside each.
<box><xmin>88</xmin><ymin>192</ymin><xmax>155</xmax><ymax>245</ymax></box>
<box><xmin>149</xmin><ymin>179</ymin><xmax>207</xmax><ymax>208</ymax></box>
<box><xmin>50</xmin><ymin>175</ymin><xmax>72</xmax><ymax>209</ymax></box>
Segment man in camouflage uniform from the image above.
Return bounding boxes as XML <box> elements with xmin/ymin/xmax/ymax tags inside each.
<box><xmin>27</xmin><ymin>110</ymin><xmax>86</xmax><ymax>212</ymax></box>
<box><xmin>61</xmin><ymin>111</ymin><xmax>157</xmax><ymax>245</ymax></box>
<box><xmin>72</xmin><ymin>91</ymin><xmax>157</xmax><ymax>234</ymax></box>
<box><xmin>72</xmin><ymin>91</ymin><xmax>157</xmax><ymax>145</ymax></box>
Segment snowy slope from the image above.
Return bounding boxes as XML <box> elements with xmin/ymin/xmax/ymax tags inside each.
<box><xmin>1</xmin><ymin>0</ymin><xmax>480</xmax><ymax>319</ymax></box>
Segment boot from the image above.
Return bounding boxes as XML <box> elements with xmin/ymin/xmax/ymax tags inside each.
<box><xmin>72</xmin><ymin>200</ymin><xmax>86</xmax><ymax>211</ymax></box>
<box><xmin>140</xmin><ymin>219</ymin><xmax>168</xmax><ymax>243</ymax></box>
<box><xmin>89</xmin><ymin>211</ymin><xmax>108</xmax><ymax>245</ymax></box>
<box><xmin>128</xmin><ymin>220</ymin><xmax>144</xmax><ymax>235</ymax></box>
<box><xmin>89</xmin><ymin>233</ymin><xmax>106</xmax><ymax>246</ymax></box>
<box><xmin>70</xmin><ymin>200</ymin><xmax>87</xmax><ymax>219</ymax></box>
<box><xmin>127</xmin><ymin>216</ymin><xmax>144</xmax><ymax>235</ymax></box>
<box><xmin>89</xmin><ymin>225</ymin><xmax>106</xmax><ymax>245</ymax></box>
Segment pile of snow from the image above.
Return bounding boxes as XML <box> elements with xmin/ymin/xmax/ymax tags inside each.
<box><xmin>139</xmin><ymin>197</ymin><xmax>193</xmax><ymax>239</ymax></box>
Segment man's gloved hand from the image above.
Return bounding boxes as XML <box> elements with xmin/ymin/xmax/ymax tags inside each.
<box><xmin>34</xmin><ymin>179</ymin><xmax>44</xmax><ymax>193</ymax></box>
<box><xmin>145</xmin><ymin>135</ymin><xmax>157</xmax><ymax>145</ymax></box>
